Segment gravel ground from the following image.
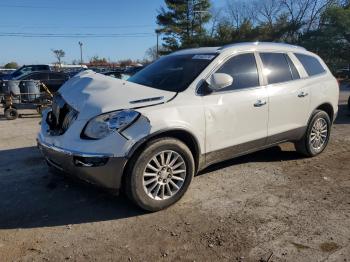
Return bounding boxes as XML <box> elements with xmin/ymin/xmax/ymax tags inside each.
<box><xmin>0</xmin><ymin>85</ymin><xmax>349</xmax><ymax>262</ymax></box>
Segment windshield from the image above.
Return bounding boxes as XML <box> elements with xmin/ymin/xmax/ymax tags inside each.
<box><xmin>128</xmin><ymin>54</ymin><xmax>217</xmax><ymax>92</ymax></box>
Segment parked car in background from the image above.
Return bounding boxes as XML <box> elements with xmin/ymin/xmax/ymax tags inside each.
<box><xmin>0</xmin><ymin>68</ymin><xmax>16</xmax><ymax>77</ymax></box>
<box><xmin>0</xmin><ymin>64</ymin><xmax>87</xmax><ymax>81</ymax></box>
<box><xmin>102</xmin><ymin>67</ymin><xmax>144</xmax><ymax>80</ymax></box>
<box><xmin>124</xmin><ymin>65</ymin><xmax>144</xmax><ymax>76</ymax></box>
<box><xmin>15</xmin><ymin>71</ymin><xmax>69</xmax><ymax>93</ymax></box>
<box><xmin>56</xmin><ymin>65</ymin><xmax>88</xmax><ymax>77</ymax></box>
<box><xmin>38</xmin><ymin>42</ymin><xmax>339</xmax><ymax>211</ymax></box>
<box><xmin>0</xmin><ymin>64</ymin><xmax>51</xmax><ymax>80</ymax></box>
<box><xmin>102</xmin><ymin>69</ymin><xmax>124</xmax><ymax>79</ymax></box>
<box><xmin>65</xmin><ymin>69</ymin><xmax>87</xmax><ymax>78</ymax></box>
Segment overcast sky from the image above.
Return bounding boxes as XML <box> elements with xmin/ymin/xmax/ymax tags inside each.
<box><xmin>0</xmin><ymin>0</ymin><xmax>226</xmax><ymax>65</ymax></box>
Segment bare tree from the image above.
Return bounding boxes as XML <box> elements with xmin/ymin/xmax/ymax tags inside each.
<box><xmin>145</xmin><ymin>45</ymin><xmax>168</xmax><ymax>61</ymax></box>
<box><xmin>118</xmin><ymin>59</ymin><xmax>133</xmax><ymax>68</ymax></box>
<box><xmin>52</xmin><ymin>49</ymin><xmax>65</xmax><ymax>65</ymax></box>
<box><xmin>226</xmin><ymin>0</ymin><xmax>255</xmax><ymax>28</ymax></box>
<box><xmin>280</xmin><ymin>0</ymin><xmax>336</xmax><ymax>33</ymax></box>
<box><xmin>209</xmin><ymin>7</ymin><xmax>223</xmax><ymax>37</ymax></box>
<box><xmin>145</xmin><ymin>46</ymin><xmax>159</xmax><ymax>61</ymax></box>
<box><xmin>254</xmin><ymin>0</ymin><xmax>282</xmax><ymax>26</ymax></box>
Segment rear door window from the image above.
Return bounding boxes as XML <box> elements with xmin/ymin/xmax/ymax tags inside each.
<box><xmin>294</xmin><ymin>53</ymin><xmax>325</xmax><ymax>76</ymax></box>
<box><xmin>260</xmin><ymin>53</ymin><xmax>293</xmax><ymax>84</ymax></box>
<box><xmin>215</xmin><ymin>53</ymin><xmax>260</xmax><ymax>91</ymax></box>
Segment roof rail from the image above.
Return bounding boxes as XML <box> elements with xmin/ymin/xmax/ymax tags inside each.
<box><xmin>218</xmin><ymin>41</ymin><xmax>306</xmax><ymax>51</ymax></box>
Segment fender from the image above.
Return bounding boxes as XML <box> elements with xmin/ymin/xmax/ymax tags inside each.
<box><xmin>126</xmin><ymin>127</ymin><xmax>204</xmax><ymax>171</ymax></box>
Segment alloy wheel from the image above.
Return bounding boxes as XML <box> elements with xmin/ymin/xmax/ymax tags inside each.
<box><xmin>309</xmin><ymin>118</ymin><xmax>328</xmax><ymax>151</ymax></box>
<box><xmin>142</xmin><ymin>150</ymin><xmax>187</xmax><ymax>201</ymax></box>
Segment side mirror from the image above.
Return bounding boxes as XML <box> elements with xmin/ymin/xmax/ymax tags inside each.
<box><xmin>206</xmin><ymin>73</ymin><xmax>233</xmax><ymax>91</ymax></box>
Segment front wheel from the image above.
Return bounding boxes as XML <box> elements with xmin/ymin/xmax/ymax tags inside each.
<box><xmin>125</xmin><ymin>137</ymin><xmax>195</xmax><ymax>211</ymax></box>
<box><xmin>295</xmin><ymin>110</ymin><xmax>331</xmax><ymax>157</ymax></box>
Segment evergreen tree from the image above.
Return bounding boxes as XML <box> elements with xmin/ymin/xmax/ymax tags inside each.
<box><xmin>301</xmin><ymin>4</ymin><xmax>350</xmax><ymax>71</ymax></box>
<box><xmin>157</xmin><ymin>0</ymin><xmax>211</xmax><ymax>51</ymax></box>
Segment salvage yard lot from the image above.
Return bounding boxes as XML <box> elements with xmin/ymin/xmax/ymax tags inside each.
<box><xmin>0</xmin><ymin>86</ymin><xmax>349</xmax><ymax>262</ymax></box>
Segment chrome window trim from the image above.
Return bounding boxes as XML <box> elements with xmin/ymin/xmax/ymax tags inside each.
<box><xmin>263</xmin><ymin>70</ymin><xmax>328</xmax><ymax>88</ymax></box>
<box><xmin>301</xmin><ymin>70</ymin><xmax>328</xmax><ymax>80</ymax></box>
<box><xmin>201</xmin><ymin>85</ymin><xmax>263</xmax><ymax>96</ymax></box>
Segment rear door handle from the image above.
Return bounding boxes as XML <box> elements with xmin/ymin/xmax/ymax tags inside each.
<box><xmin>254</xmin><ymin>100</ymin><xmax>267</xmax><ymax>107</ymax></box>
<box><xmin>298</xmin><ymin>91</ymin><xmax>309</xmax><ymax>98</ymax></box>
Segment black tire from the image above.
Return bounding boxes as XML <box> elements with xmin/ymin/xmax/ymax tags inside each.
<box><xmin>4</xmin><ymin>107</ymin><xmax>18</xmax><ymax>120</ymax></box>
<box><xmin>125</xmin><ymin>137</ymin><xmax>195</xmax><ymax>211</ymax></box>
<box><xmin>294</xmin><ymin>110</ymin><xmax>331</xmax><ymax>157</ymax></box>
<box><xmin>347</xmin><ymin>96</ymin><xmax>350</xmax><ymax>110</ymax></box>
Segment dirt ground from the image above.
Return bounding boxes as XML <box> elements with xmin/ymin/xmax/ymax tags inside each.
<box><xmin>0</xmin><ymin>85</ymin><xmax>349</xmax><ymax>262</ymax></box>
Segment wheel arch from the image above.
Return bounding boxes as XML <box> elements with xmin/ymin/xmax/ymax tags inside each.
<box><xmin>315</xmin><ymin>102</ymin><xmax>335</xmax><ymax>123</ymax></box>
<box><xmin>120</xmin><ymin>128</ymin><xmax>203</xmax><ymax>193</ymax></box>
<box><xmin>124</xmin><ymin>128</ymin><xmax>203</xmax><ymax>177</ymax></box>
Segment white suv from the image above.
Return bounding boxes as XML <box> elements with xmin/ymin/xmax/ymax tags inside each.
<box><xmin>38</xmin><ymin>42</ymin><xmax>339</xmax><ymax>211</ymax></box>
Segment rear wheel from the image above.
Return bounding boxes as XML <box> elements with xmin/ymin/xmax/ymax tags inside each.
<box><xmin>125</xmin><ymin>137</ymin><xmax>194</xmax><ymax>211</ymax></box>
<box><xmin>4</xmin><ymin>107</ymin><xmax>18</xmax><ymax>120</ymax></box>
<box><xmin>295</xmin><ymin>110</ymin><xmax>331</xmax><ymax>157</ymax></box>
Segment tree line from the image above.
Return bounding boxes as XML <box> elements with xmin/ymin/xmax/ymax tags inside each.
<box><xmin>156</xmin><ymin>0</ymin><xmax>350</xmax><ymax>71</ymax></box>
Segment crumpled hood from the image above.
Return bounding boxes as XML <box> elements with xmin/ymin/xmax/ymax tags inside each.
<box><xmin>58</xmin><ymin>70</ymin><xmax>176</xmax><ymax>120</ymax></box>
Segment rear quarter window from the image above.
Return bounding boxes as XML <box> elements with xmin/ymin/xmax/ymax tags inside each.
<box><xmin>294</xmin><ymin>53</ymin><xmax>325</xmax><ymax>77</ymax></box>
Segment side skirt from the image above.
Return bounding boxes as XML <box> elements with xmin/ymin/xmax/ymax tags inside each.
<box><xmin>200</xmin><ymin>126</ymin><xmax>306</xmax><ymax>170</ymax></box>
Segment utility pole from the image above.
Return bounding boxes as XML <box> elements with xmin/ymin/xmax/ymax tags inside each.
<box><xmin>78</xmin><ymin>41</ymin><xmax>83</xmax><ymax>65</ymax></box>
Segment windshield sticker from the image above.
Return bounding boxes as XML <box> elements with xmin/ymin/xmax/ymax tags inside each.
<box><xmin>192</xmin><ymin>55</ymin><xmax>215</xmax><ymax>60</ymax></box>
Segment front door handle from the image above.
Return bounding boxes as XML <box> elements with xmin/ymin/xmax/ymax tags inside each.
<box><xmin>254</xmin><ymin>100</ymin><xmax>267</xmax><ymax>107</ymax></box>
<box><xmin>298</xmin><ymin>91</ymin><xmax>309</xmax><ymax>98</ymax></box>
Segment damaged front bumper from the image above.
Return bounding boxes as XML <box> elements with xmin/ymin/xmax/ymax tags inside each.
<box><xmin>37</xmin><ymin>137</ymin><xmax>128</xmax><ymax>192</ymax></box>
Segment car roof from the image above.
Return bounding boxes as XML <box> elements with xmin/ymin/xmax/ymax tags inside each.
<box><xmin>171</xmin><ymin>42</ymin><xmax>308</xmax><ymax>56</ymax></box>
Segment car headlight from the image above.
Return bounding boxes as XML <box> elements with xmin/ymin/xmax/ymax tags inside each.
<box><xmin>83</xmin><ymin>110</ymin><xmax>140</xmax><ymax>139</ymax></box>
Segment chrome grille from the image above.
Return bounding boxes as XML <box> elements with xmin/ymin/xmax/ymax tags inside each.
<box><xmin>47</xmin><ymin>94</ymin><xmax>78</xmax><ymax>135</ymax></box>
